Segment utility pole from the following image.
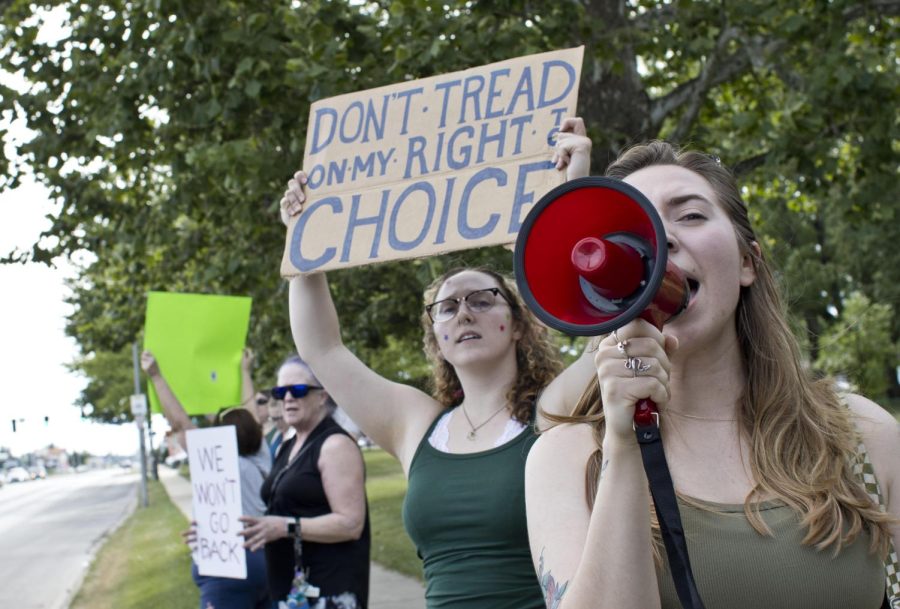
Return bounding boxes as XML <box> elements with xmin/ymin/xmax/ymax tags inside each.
<box><xmin>131</xmin><ymin>343</ymin><xmax>149</xmax><ymax>508</ymax></box>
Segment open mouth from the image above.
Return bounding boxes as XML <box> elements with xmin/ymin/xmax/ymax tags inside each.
<box><xmin>686</xmin><ymin>278</ymin><xmax>700</xmax><ymax>303</ymax></box>
<box><xmin>457</xmin><ymin>332</ymin><xmax>481</xmax><ymax>343</ymax></box>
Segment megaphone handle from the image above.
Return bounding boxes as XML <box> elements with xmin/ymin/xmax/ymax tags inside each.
<box><xmin>633</xmin><ymin>309</ymin><xmax>666</xmax><ymax>428</ymax></box>
<box><xmin>634</xmin><ymin>398</ymin><xmax>658</xmax><ymax>427</ymax></box>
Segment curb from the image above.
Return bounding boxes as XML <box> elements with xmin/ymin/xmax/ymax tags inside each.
<box><xmin>61</xmin><ymin>471</ymin><xmax>140</xmax><ymax>609</ymax></box>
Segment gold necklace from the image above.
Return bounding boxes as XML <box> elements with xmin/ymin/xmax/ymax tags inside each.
<box><xmin>665</xmin><ymin>408</ymin><xmax>736</xmax><ymax>422</ymax></box>
<box><xmin>460</xmin><ymin>402</ymin><xmax>509</xmax><ymax>440</ymax></box>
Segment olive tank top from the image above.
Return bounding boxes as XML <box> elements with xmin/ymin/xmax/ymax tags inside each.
<box><xmin>401</xmin><ymin>408</ymin><xmax>545</xmax><ymax>609</ymax></box>
<box><xmin>657</xmin><ymin>496</ymin><xmax>885</xmax><ymax>608</ymax></box>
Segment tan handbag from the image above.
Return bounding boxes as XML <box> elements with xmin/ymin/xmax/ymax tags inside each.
<box><xmin>851</xmin><ymin>438</ymin><xmax>900</xmax><ymax>608</ymax></box>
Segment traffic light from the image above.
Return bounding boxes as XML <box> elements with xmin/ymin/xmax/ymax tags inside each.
<box><xmin>44</xmin><ymin>416</ymin><xmax>49</xmax><ymax>426</ymax></box>
<box><xmin>11</xmin><ymin>419</ymin><xmax>15</xmax><ymax>433</ymax></box>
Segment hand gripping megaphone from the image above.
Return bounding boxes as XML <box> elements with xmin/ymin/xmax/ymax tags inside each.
<box><xmin>514</xmin><ymin>176</ymin><xmax>706</xmax><ymax>609</ymax></box>
<box><xmin>513</xmin><ymin>176</ymin><xmax>689</xmax><ymax>426</ymax></box>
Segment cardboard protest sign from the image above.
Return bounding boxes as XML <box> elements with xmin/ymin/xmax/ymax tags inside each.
<box><xmin>143</xmin><ymin>291</ymin><xmax>252</xmax><ymax>415</ymax></box>
<box><xmin>282</xmin><ymin>46</ymin><xmax>584</xmax><ymax>276</ymax></box>
<box><xmin>186</xmin><ymin>426</ymin><xmax>246</xmax><ymax>579</ymax></box>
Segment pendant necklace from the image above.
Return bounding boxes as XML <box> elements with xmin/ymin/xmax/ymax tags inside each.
<box><xmin>461</xmin><ymin>402</ymin><xmax>508</xmax><ymax>440</ymax></box>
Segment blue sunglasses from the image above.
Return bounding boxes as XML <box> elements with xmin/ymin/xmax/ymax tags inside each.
<box><xmin>271</xmin><ymin>384</ymin><xmax>323</xmax><ymax>400</ymax></box>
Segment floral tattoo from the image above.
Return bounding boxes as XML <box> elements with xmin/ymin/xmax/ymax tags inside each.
<box><xmin>538</xmin><ymin>548</ymin><xmax>569</xmax><ymax>609</ymax></box>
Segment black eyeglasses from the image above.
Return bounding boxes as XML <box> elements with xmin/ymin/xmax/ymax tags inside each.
<box><xmin>270</xmin><ymin>384</ymin><xmax>323</xmax><ymax>400</ymax></box>
<box><xmin>425</xmin><ymin>287</ymin><xmax>512</xmax><ymax>323</ymax></box>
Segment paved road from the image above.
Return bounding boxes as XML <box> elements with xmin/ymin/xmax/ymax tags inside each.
<box><xmin>0</xmin><ymin>468</ymin><xmax>138</xmax><ymax>609</ymax></box>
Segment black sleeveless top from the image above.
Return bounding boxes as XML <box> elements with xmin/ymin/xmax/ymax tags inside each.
<box><xmin>261</xmin><ymin>416</ymin><xmax>370</xmax><ymax>605</ymax></box>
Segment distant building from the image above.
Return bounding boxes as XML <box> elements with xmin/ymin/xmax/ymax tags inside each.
<box><xmin>35</xmin><ymin>445</ymin><xmax>71</xmax><ymax>472</ymax></box>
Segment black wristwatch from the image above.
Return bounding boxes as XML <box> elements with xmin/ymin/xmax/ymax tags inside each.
<box><xmin>286</xmin><ymin>517</ymin><xmax>301</xmax><ymax>537</ymax></box>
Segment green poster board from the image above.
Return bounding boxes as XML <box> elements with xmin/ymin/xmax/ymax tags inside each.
<box><xmin>143</xmin><ymin>291</ymin><xmax>252</xmax><ymax>415</ymax></box>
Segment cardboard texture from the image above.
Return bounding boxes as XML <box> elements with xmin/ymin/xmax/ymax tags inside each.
<box><xmin>143</xmin><ymin>291</ymin><xmax>252</xmax><ymax>415</ymax></box>
<box><xmin>282</xmin><ymin>46</ymin><xmax>584</xmax><ymax>275</ymax></box>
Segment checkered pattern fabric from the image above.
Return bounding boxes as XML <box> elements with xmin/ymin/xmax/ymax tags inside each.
<box><xmin>852</xmin><ymin>439</ymin><xmax>900</xmax><ymax>607</ymax></box>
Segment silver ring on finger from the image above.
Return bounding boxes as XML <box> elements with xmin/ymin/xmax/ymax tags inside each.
<box><xmin>625</xmin><ymin>357</ymin><xmax>652</xmax><ymax>378</ymax></box>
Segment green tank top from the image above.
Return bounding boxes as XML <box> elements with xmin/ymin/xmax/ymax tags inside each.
<box><xmin>657</xmin><ymin>496</ymin><xmax>885</xmax><ymax>608</ymax></box>
<box><xmin>401</xmin><ymin>408</ymin><xmax>544</xmax><ymax>609</ymax></box>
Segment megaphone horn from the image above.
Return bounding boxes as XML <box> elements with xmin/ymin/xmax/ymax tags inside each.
<box><xmin>514</xmin><ymin>176</ymin><xmax>690</xmax><ymax>425</ymax></box>
<box><xmin>514</xmin><ymin>176</ymin><xmax>689</xmax><ymax>335</ymax></box>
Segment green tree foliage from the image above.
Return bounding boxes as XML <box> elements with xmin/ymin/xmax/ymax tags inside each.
<box><xmin>67</xmin><ymin>344</ymin><xmax>135</xmax><ymax>422</ymax></box>
<box><xmin>1</xmin><ymin>0</ymin><xmax>897</xmax><ymax>420</ymax></box>
<box><xmin>815</xmin><ymin>292</ymin><xmax>898</xmax><ymax>402</ymax></box>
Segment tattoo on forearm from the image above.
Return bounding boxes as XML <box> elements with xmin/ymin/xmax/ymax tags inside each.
<box><xmin>538</xmin><ymin>548</ymin><xmax>569</xmax><ymax>609</ymax></box>
<box><xmin>598</xmin><ymin>458</ymin><xmax>609</xmax><ymax>483</ymax></box>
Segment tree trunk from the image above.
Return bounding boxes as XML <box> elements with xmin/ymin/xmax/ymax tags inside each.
<box><xmin>581</xmin><ymin>0</ymin><xmax>653</xmax><ymax>171</ymax></box>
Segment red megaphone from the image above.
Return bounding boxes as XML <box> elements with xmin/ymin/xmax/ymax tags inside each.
<box><xmin>514</xmin><ymin>177</ymin><xmax>689</xmax><ymax>426</ymax></box>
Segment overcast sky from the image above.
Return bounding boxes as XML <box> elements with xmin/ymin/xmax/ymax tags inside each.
<box><xmin>0</xmin><ymin>177</ymin><xmax>160</xmax><ymax>457</ymax></box>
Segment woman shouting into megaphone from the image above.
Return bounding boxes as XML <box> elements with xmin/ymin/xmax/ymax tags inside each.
<box><xmin>524</xmin><ymin>142</ymin><xmax>899</xmax><ymax>609</ymax></box>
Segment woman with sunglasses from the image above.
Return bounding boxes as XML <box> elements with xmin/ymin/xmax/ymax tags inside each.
<box><xmin>277</xmin><ymin>119</ymin><xmax>596</xmax><ymax>609</ymax></box>
<box><xmin>141</xmin><ymin>349</ymin><xmax>272</xmax><ymax>609</ymax></box>
<box><xmin>239</xmin><ymin>355</ymin><xmax>370</xmax><ymax>609</ymax></box>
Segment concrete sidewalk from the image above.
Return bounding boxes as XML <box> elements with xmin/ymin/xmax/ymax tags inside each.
<box><xmin>158</xmin><ymin>465</ymin><xmax>425</xmax><ymax>609</ymax></box>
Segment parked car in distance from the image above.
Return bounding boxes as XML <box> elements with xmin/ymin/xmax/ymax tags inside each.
<box><xmin>28</xmin><ymin>465</ymin><xmax>47</xmax><ymax>480</ymax></box>
<box><xmin>6</xmin><ymin>466</ymin><xmax>31</xmax><ymax>483</ymax></box>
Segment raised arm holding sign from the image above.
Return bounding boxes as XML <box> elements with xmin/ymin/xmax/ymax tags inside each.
<box><xmin>278</xmin><ymin>52</ymin><xmax>601</xmax><ymax>602</ymax></box>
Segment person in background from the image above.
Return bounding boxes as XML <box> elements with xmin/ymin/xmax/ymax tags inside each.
<box><xmin>265</xmin><ymin>393</ymin><xmax>291</xmax><ymax>459</ymax></box>
<box><xmin>524</xmin><ymin>141</ymin><xmax>899</xmax><ymax>609</ymax></box>
<box><xmin>142</xmin><ymin>349</ymin><xmax>271</xmax><ymax>609</ymax></box>
<box><xmin>239</xmin><ymin>355</ymin><xmax>370</xmax><ymax>609</ymax></box>
<box><xmin>255</xmin><ymin>389</ymin><xmax>273</xmax><ymax>435</ymax></box>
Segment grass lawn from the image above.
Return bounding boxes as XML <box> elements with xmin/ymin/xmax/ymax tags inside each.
<box><xmin>363</xmin><ymin>448</ymin><xmax>424</xmax><ymax>580</ymax></box>
<box><xmin>70</xmin><ymin>480</ymin><xmax>198</xmax><ymax>609</ymax></box>
<box><xmin>71</xmin><ymin>448</ymin><xmax>420</xmax><ymax>608</ymax></box>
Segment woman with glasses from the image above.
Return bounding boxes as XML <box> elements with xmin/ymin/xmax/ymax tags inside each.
<box><xmin>141</xmin><ymin>350</ymin><xmax>272</xmax><ymax>609</ymax></box>
<box><xmin>277</xmin><ymin>119</ymin><xmax>596</xmax><ymax>609</ymax></box>
<box><xmin>239</xmin><ymin>355</ymin><xmax>370</xmax><ymax>609</ymax></box>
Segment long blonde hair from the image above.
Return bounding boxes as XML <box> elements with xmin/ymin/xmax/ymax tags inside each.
<box><xmin>549</xmin><ymin>141</ymin><xmax>893</xmax><ymax>557</ymax></box>
<box><xmin>421</xmin><ymin>267</ymin><xmax>562</xmax><ymax>424</ymax></box>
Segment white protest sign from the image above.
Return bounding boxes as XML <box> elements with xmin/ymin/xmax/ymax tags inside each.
<box><xmin>281</xmin><ymin>46</ymin><xmax>584</xmax><ymax>276</ymax></box>
<box><xmin>186</xmin><ymin>426</ymin><xmax>246</xmax><ymax>579</ymax></box>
